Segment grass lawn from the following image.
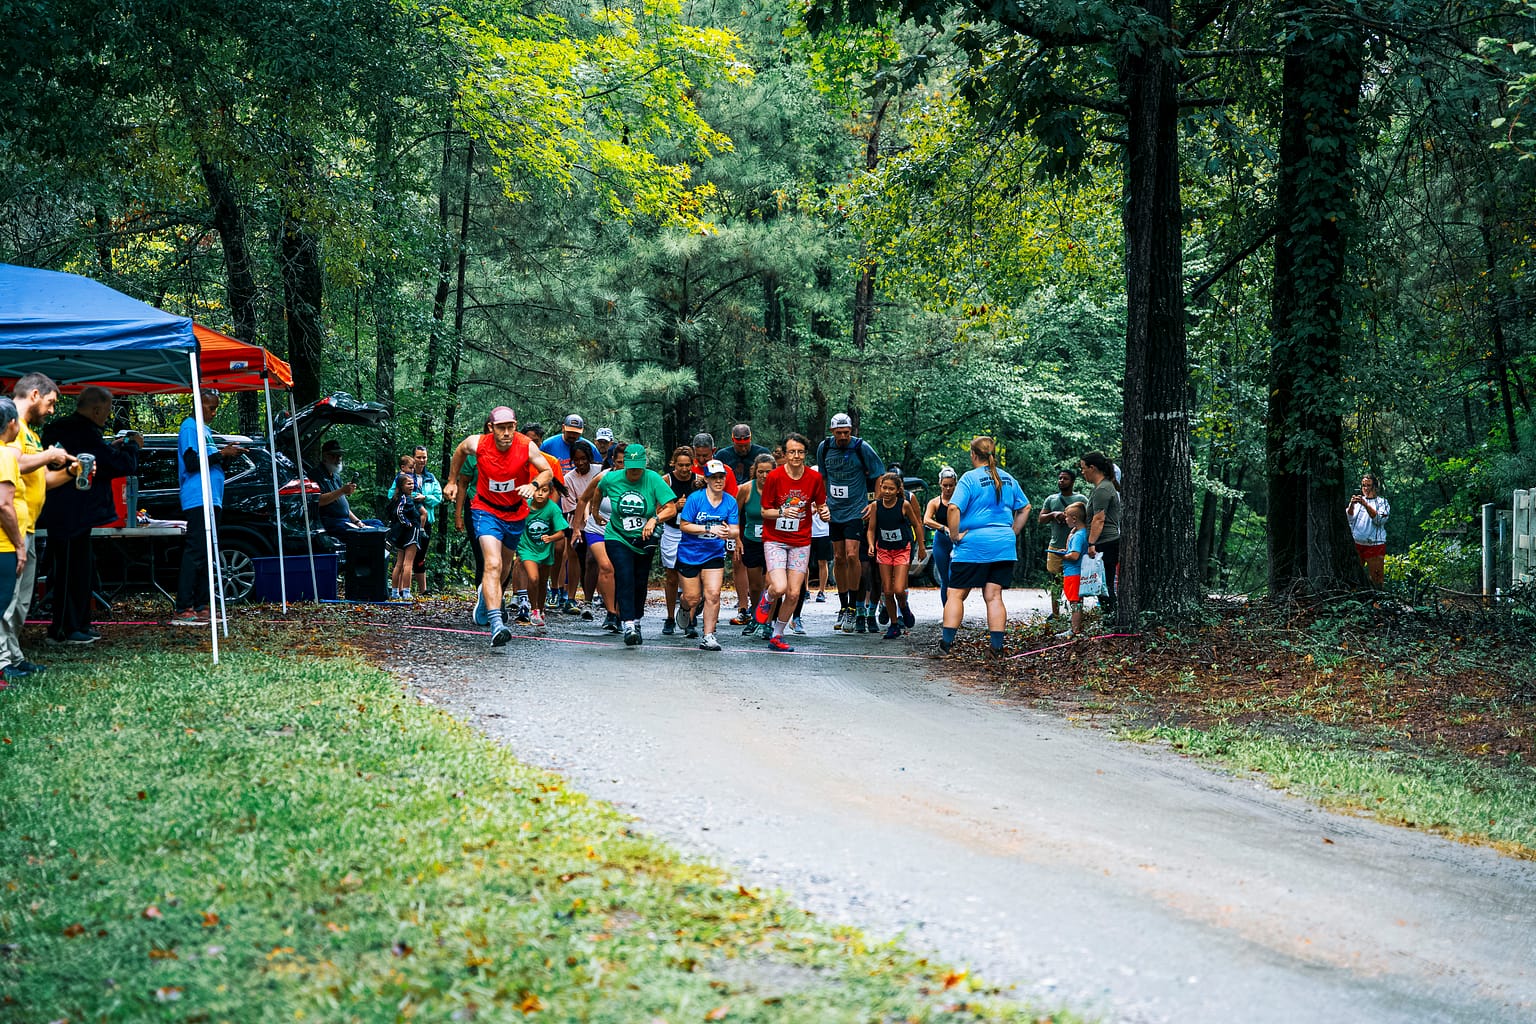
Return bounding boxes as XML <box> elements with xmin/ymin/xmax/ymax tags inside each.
<box><xmin>0</xmin><ymin>646</ymin><xmax>1079</xmax><ymax>1023</ymax></box>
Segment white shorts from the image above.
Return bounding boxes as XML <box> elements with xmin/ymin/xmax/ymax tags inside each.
<box><xmin>660</xmin><ymin>523</ymin><xmax>683</xmax><ymax>569</ymax></box>
<box><xmin>764</xmin><ymin>540</ymin><xmax>810</xmax><ymax>575</ymax></box>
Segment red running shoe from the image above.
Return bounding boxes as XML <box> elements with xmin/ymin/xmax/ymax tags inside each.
<box><xmin>767</xmin><ymin>635</ymin><xmax>793</xmax><ymax>653</ymax></box>
<box><xmin>754</xmin><ymin>590</ymin><xmax>774</xmax><ymax>625</ymax></box>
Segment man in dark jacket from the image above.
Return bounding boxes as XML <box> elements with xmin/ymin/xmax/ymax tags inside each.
<box><xmin>39</xmin><ymin>387</ymin><xmax>141</xmax><ymax>643</ymax></box>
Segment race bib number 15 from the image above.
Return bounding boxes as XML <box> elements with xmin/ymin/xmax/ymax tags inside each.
<box><xmin>829</xmin><ymin>484</ymin><xmax>849</xmax><ymax>499</ymax></box>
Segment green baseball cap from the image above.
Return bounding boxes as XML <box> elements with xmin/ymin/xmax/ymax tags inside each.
<box><xmin>622</xmin><ymin>443</ymin><xmax>647</xmax><ymax>468</ymax></box>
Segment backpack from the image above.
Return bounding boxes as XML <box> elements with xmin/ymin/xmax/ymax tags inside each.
<box><xmin>816</xmin><ymin>436</ymin><xmax>880</xmax><ymax>488</ymax></box>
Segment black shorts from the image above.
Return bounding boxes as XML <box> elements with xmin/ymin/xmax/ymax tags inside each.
<box><xmin>829</xmin><ymin>518</ymin><xmax>866</xmax><ymax>543</ymax></box>
<box><xmin>740</xmin><ymin>540</ymin><xmax>765</xmax><ymax>570</ymax></box>
<box><xmin>676</xmin><ymin>557</ymin><xmax>725</xmax><ymax>578</ymax></box>
<box><xmin>948</xmin><ymin>559</ymin><xmax>1014</xmax><ymax>590</ymax></box>
<box><xmin>810</xmin><ymin>536</ymin><xmax>833</xmax><ymax>561</ymax></box>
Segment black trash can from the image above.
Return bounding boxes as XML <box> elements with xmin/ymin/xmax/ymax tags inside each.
<box><xmin>342</xmin><ymin>529</ymin><xmax>390</xmax><ymax>602</ymax></box>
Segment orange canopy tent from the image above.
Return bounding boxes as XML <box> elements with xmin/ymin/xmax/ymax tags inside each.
<box><xmin>44</xmin><ymin>324</ymin><xmax>293</xmax><ymax>395</ymax></box>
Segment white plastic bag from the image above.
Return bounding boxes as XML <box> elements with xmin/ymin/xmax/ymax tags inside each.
<box><xmin>1079</xmin><ymin>553</ymin><xmax>1107</xmax><ymax>598</ymax></box>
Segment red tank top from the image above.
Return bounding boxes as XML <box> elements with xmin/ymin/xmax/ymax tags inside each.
<box><xmin>470</xmin><ymin>433</ymin><xmax>533</xmax><ymax>520</ymax></box>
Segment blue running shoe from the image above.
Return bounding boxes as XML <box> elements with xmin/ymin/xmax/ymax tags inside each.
<box><xmin>473</xmin><ymin>586</ymin><xmax>489</xmax><ymax>627</ymax></box>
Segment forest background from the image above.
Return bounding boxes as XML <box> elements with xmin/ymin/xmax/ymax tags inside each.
<box><xmin>4</xmin><ymin>0</ymin><xmax>1535</xmax><ymax>616</ymax></box>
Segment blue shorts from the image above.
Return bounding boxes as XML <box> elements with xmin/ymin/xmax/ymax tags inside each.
<box><xmin>470</xmin><ymin>508</ymin><xmax>526</xmax><ymax>548</ymax></box>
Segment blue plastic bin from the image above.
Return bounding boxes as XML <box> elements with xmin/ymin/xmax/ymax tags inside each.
<box><xmin>252</xmin><ymin>554</ymin><xmax>338</xmax><ymax>602</ymax></box>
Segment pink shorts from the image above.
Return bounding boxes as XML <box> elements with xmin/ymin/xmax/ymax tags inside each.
<box><xmin>764</xmin><ymin>540</ymin><xmax>811</xmax><ymax>575</ymax></box>
<box><xmin>875</xmin><ymin>545</ymin><xmax>911</xmax><ymax>567</ymax></box>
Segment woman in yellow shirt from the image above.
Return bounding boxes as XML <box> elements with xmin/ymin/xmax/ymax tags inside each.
<box><xmin>0</xmin><ymin>397</ymin><xmax>28</xmax><ymax>679</ymax></box>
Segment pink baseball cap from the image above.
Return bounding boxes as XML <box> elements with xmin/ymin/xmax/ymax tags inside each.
<box><xmin>489</xmin><ymin>406</ymin><xmax>516</xmax><ymax>425</ymax></box>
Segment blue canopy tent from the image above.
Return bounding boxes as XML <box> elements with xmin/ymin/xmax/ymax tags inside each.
<box><xmin>0</xmin><ymin>263</ymin><xmax>224</xmax><ymax>661</ymax></box>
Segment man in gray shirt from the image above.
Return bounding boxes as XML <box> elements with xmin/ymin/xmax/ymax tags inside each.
<box><xmin>816</xmin><ymin>413</ymin><xmax>885</xmax><ymax>633</ymax></box>
<box><xmin>1079</xmin><ymin>451</ymin><xmax>1121</xmax><ymax>613</ymax></box>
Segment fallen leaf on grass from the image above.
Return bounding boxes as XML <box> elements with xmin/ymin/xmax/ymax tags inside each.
<box><xmin>1322</xmin><ymin>837</ymin><xmax>1335</xmax><ymax>845</ymax></box>
<box><xmin>391</xmin><ymin>942</ymin><xmax>413</xmax><ymax>957</ymax></box>
<box><xmin>517</xmin><ymin>993</ymin><xmax>543</xmax><ymax>1013</ymax></box>
<box><xmin>941</xmin><ymin>970</ymin><xmax>967</xmax><ymax>990</ymax></box>
<box><xmin>148</xmin><ymin>945</ymin><xmax>178</xmax><ymax>960</ymax></box>
<box><xmin>62</xmin><ymin>923</ymin><xmax>85</xmax><ymax>938</ymax></box>
<box><xmin>201</xmin><ymin>911</ymin><xmax>219</xmax><ymax>927</ymax></box>
<box><xmin>142</xmin><ymin>906</ymin><xmax>163</xmax><ymax>920</ymax></box>
<box><xmin>704</xmin><ymin>1007</ymin><xmax>729</xmax><ymax>1021</ymax></box>
<box><xmin>154</xmin><ymin>987</ymin><xmax>182</xmax><ymax>1002</ymax></box>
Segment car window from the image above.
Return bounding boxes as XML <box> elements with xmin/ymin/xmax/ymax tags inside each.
<box><xmin>224</xmin><ymin>453</ymin><xmax>257</xmax><ymax>481</ymax></box>
<box><xmin>137</xmin><ymin>448</ymin><xmax>179</xmax><ymax>491</ymax></box>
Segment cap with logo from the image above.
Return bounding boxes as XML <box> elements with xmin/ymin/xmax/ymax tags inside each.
<box><xmin>622</xmin><ymin>443</ymin><xmax>647</xmax><ymax>468</ymax></box>
<box><xmin>489</xmin><ymin>406</ymin><xmax>517</xmax><ymax>425</ymax></box>
<box><xmin>562</xmin><ymin>413</ymin><xmax>585</xmax><ymax>429</ymax></box>
<box><xmin>731</xmin><ymin>424</ymin><xmax>752</xmax><ymax>441</ymax></box>
<box><xmin>829</xmin><ymin>412</ymin><xmax>854</xmax><ymax>430</ymax></box>
<box><xmin>595</xmin><ymin>427</ymin><xmax>615</xmax><ymax>441</ymax></box>
<box><xmin>705</xmin><ymin>459</ymin><xmax>727</xmax><ymax>477</ymax></box>
<box><xmin>691</xmin><ymin>432</ymin><xmax>714</xmax><ymax>448</ymax></box>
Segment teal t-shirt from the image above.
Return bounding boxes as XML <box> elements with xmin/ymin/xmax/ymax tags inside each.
<box><xmin>597</xmin><ymin>469</ymin><xmax>675</xmax><ymax>553</ymax></box>
<box><xmin>516</xmin><ymin>500</ymin><xmax>569</xmax><ymax>564</ymax></box>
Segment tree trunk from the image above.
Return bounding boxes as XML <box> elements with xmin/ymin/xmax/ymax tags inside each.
<box><xmin>199</xmin><ymin>153</ymin><xmax>262</xmax><ymax>433</ymax></box>
<box><xmin>1115</xmin><ymin>0</ymin><xmax>1198</xmax><ymax>627</ymax></box>
<box><xmin>371</xmin><ymin>108</ymin><xmax>400</xmax><ymax>486</ymax></box>
<box><xmin>435</xmin><ymin>138</ymin><xmax>474</xmax><ymax>556</ymax></box>
<box><xmin>1482</xmin><ymin>216</ymin><xmax>1520</xmax><ymax>453</ymax></box>
<box><xmin>1266</xmin><ymin>4</ymin><xmax>1366</xmax><ymax>596</ymax></box>
<box><xmin>421</xmin><ymin>118</ymin><xmax>456</xmax><ymax>446</ymax></box>
<box><xmin>279</xmin><ymin>146</ymin><xmax>324</xmax><ymax>408</ymax></box>
<box><xmin>1215</xmin><ymin>463</ymin><xmax>1246</xmax><ymax>589</ymax></box>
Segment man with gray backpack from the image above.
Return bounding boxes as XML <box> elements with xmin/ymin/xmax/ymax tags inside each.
<box><xmin>816</xmin><ymin>413</ymin><xmax>886</xmax><ymax>634</ymax></box>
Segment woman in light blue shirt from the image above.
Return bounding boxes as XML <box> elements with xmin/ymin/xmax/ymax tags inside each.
<box><xmin>940</xmin><ymin>436</ymin><xmax>1031</xmax><ymax>657</ymax></box>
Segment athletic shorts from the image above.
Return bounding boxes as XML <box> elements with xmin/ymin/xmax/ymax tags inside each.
<box><xmin>764</xmin><ymin>540</ymin><xmax>811</xmax><ymax>575</ymax></box>
<box><xmin>470</xmin><ymin>508</ymin><xmax>525</xmax><ymax>548</ymax></box>
<box><xmin>1063</xmin><ymin>574</ymin><xmax>1081</xmax><ymax>603</ymax></box>
<box><xmin>875</xmin><ymin>544</ymin><xmax>911</xmax><ymax>567</ymax></box>
<box><xmin>948</xmin><ymin>559</ymin><xmax>1014</xmax><ymax>590</ymax></box>
<box><xmin>810</xmin><ymin>536</ymin><xmax>833</xmax><ymax>562</ymax></box>
<box><xmin>660</xmin><ymin>523</ymin><xmax>683</xmax><ymax>569</ymax></box>
<box><xmin>829</xmin><ymin>518</ymin><xmax>866</xmax><ymax>543</ymax></box>
<box><xmin>676</xmin><ymin>557</ymin><xmax>725</xmax><ymax>578</ymax></box>
<box><xmin>1045</xmin><ymin>552</ymin><xmax>1065</xmax><ymax>576</ymax></box>
<box><xmin>1355</xmin><ymin>542</ymin><xmax>1386</xmax><ymax>562</ymax></box>
<box><xmin>583</xmin><ymin>529</ymin><xmax>606</xmax><ymax>548</ymax></box>
<box><xmin>740</xmin><ymin>540</ymin><xmax>765</xmax><ymax>570</ymax></box>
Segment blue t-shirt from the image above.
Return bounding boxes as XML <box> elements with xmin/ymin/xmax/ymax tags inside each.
<box><xmin>1063</xmin><ymin>526</ymin><xmax>1088</xmax><ymax>577</ymax></box>
<box><xmin>540</xmin><ymin>435</ymin><xmax>600</xmax><ymax>474</ymax></box>
<box><xmin>950</xmin><ymin>466</ymin><xmax>1029</xmax><ymax>564</ymax></box>
<box><xmin>818</xmin><ymin>438</ymin><xmax>886</xmax><ymax>523</ymax></box>
<box><xmin>177</xmin><ymin>416</ymin><xmax>225</xmax><ymax>510</ymax></box>
<box><xmin>677</xmin><ymin>489</ymin><xmax>738</xmax><ymax>564</ymax></box>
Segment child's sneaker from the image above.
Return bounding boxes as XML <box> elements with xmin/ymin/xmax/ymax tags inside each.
<box><xmin>883</xmin><ymin>624</ymin><xmax>902</xmax><ymax>640</ymax></box>
<box><xmin>767</xmin><ymin>635</ymin><xmax>793</xmax><ymax>653</ymax></box>
<box><xmin>530</xmin><ymin>609</ymin><xmax>546</xmax><ymax>629</ymax></box>
<box><xmin>514</xmin><ymin>603</ymin><xmax>532</xmax><ymax>625</ymax></box>
<box><xmin>661</xmin><ymin>616</ymin><xmax>676</xmax><ymax>636</ymax></box>
<box><xmin>789</xmin><ymin>616</ymin><xmax>805</xmax><ymax>635</ymax></box>
<box><xmin>754</xmin><ymin>590</ymin><xmax>773</xmax><ymax>625</ymax></box>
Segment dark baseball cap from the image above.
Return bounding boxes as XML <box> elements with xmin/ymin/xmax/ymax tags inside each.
<box><xmin>562</xmin><ymin>413</ymin><xmax>584</xmax><ymax>429</ymax></box>
<box><xmin>731</xmin><ymin>424</ymin><xmax>751</xmax><ymax>441</ymax></box>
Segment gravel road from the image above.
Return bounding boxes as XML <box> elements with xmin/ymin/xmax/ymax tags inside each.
<box><xmin>382</xmin><ymin>588</ymin><xmax>1536</xmax><ymax>1024</ymax></box>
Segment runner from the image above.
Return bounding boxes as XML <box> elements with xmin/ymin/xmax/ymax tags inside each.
<box><xmin>515</xmin><ymin>479</ymin><xmax>569</xmax><ymax>629</ymax></box>
<box><xmin>676</xmin><ymin>459</ymin><xmax>740</xmax><ymax>650</ymax></box>
<box><xmin>867</xmin><ymin>470</ymin><xmax>926</xmax><ymax>639</ymax></box>
<box><xmin>568</xmin><ymin>456</ymin><xmax>620</xmax><ymax>632</ymax></box>
<box><xmin>939</xmin><ymin>436</ymin><xmax>1031</xmax><ymax>658</ymax></box>
<box><xmin>734</xmin><ymin>453</ymin><xmax>774</xmax><ymax>637</ymax></box>
<box><xmin>577</xmin><ymin>444</ymin><xmax>677</xmax><ymax>646</ymax></box>
<box><xmin>443</xmin><ymin>406</ymin><xmax>555</xmax><ymax>648</ymax></box>
<box><xmin>923</xmin><ymin>466</ymin><xmax>959</xmax><ymax>606</ymax></box>
<box><xmin>715</xmin><ymin>425</ymin><xmax>765</xmax><ymax>625</ymax></box>
<box><xmin>559</xmin><ymin>441</ymin><xmax>603</xmax><ymax>618</ymax></box>
<box><xmin>593</xmin><ymin>427</ymin><xmax>615</xmax><ymax>463</ymax></box>
<box><xmin>659</xmin><ymin>447</ymin><xmax>700</xmax><ymax>636</ymax></box>
<box><xmin>754</xmin><ymin>433</ymin><xmax>827</xmax><ymax>652</ymax></box>
<box><xmin>810</xmin><ymin>505</ymin><xmax>832</xmax><ymax>604</ymax></box>
<box><xmin>816</xmin><ymin>413</ymin><xmax>885</xmax><ymax>634</ymax></box>
<box><xmin>1039</xmin><ymin>469</ymin><xmax>1087</xmax><ymax>620</ymax></box>
<box><xmin>541</xmin><ymin>413</ymin><xmax>599</xmax><ymax>612</ymax></box>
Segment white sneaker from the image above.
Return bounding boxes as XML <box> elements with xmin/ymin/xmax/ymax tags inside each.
<box><xmin>699</xmin><ymin>633</ymin><xmax>721</xmax><ymax>652</ymax></box>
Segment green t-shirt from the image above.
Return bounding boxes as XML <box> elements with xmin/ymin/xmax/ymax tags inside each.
<box><xmin>1043</xmin><ymin>491</ymin><xmax>1087</xmax><ymax>548</ymax></box>
<box><xmin>515</xmin><ymin>500</ymin><xmax>569</xmax><ymax>564</ymax></box>
<box><xmin>597</xmin><ymin>469</ymin><xmax>674</xmax><ymax>553</ymax></box>
<box><xmin>1087</xmin><ymin>479</ymin><xmax>1121</xmax><ymax>544</ymax></box>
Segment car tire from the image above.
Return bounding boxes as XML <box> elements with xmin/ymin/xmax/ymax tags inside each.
<box><xmin>217</xmin><ymin>534</ymin><xmax>265</xmax><ymax>603</ymax></box>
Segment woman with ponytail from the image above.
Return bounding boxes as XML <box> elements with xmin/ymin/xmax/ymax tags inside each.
<box><xmin>940</xmin><ymin>437</ymin><xmax>1032</xmax><ymax>657</ymax></box>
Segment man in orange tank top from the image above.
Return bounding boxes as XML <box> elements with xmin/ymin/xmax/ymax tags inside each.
<box><xmin>444</xmin><ymin>406</ymin><xmax>554</xmax><ymax>647</ymax></box>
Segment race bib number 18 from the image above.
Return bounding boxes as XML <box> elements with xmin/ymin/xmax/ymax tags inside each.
<box><xmin>621</xmin><ymin>515</ymin><xmax>646</xmax><ymax>533</ymax></box>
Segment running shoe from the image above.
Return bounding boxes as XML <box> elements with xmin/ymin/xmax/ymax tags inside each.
<box><xmin>883</xmin><ymin>624</ymin><xmax>902</xmax><ymax>640</ymax></box>
<box><xmin>170</xmin><ymin>609</ymin><xmax>208</xmax><ymax>627</ymax></box>
<box><xmin>789</xmin><ymin>616</ymin><xmax>805</xmax><ymax>636</ymax></box>
<box><xmin>603</xmin><ymin>612</ymin><xmax>620</xmax><ymax>633</ymax></box>
<box><xmin>835</xmin><ymin>608</ymin><xmax>851</xmax><ymax>631</ymax></box>
<box><xmin>937</xmin><ymin>638</ymin><xmax>953</xmax><ymax>655</ymax></box>
<box><xmin>901</xmin><ymin>604</ymin><xmax>916</xmax><ymax>629</ymax></box>
<box><xmin>561</xmin><ymin>599</ymin><xmax>581</xmax><ymax>616</ymax></box>
<box><xmin>661</xmin><ymin>617</ymin><xmax>676</xmax><ymax>636</ymax></box>
<box><xmin>699</xmin><ymin>633</ymin><xmax>721</xmax><ymax>652</ymax></box>
<box><xmin>1055</xmin><ymin>630</ymin><xmax>1079</xmax><ymax>640</ymax></box>
<box><xmin>491</xmin><ymin>625</ymin><xmax>513</xmax><ymax>647</ymax></box>
<box><xmin>546</xmin><ymin>590</ymin><xmax>560</xmax><ymax>610</ymax></box>
<box><xmin>767</xmin><ymin>635</ymin><xmax>793</xmax><ymax>653</ymax></box>
<box><xmin>473</xmin><ymin>586</ymin><xmax>489</xmax><ymax>626</ymax></box>
<box><xmin>684</xmin><ymin>620</ymin><xmax>700</xmax><ymax>640</ymax></box>
<box><xmin>876</xmin><ymin>604</ymin><xmax>889</xmax><ymax>626</ymax></box>
<box><xmin>514</xmin><ymin>604</ymin><xmax>532</xmax><ymax>625</ymax></box>
<box><xmin>854</xmin><ymin>612</ymin><xmax>868</xmax><ymax>634</ymax></box>
<box><xmin>754</xmin><ymin>590</ymin><xmax>773</xmax><ymax>625</ymax></box>
<box><xmin>730</xmin><ymin>610</ymin><xmax>749</xmax><ymax>626</ymax></box>
<box><xmin>581</xmin><ymin>603</ymin><xmax>594</xmax><ymax>621</ymax></box>
<box><xmin>741</xmin><ymin>622</ymin><xmax>758</xmax><ymax>637</ymax></box>
<box><xmin>12</xmin><ymin>660</ymin><xmax>46</xmax><ymax>674</ymax></box>
<box><xmin>815</xmin><ymin>592</ymin><xmax>826</xmax><ymax>603</ymax></box>
<box><xmin>530</xmin><ymin>609</ymin><xmax>546</xmax><ymax>629</ymax></box>
<box><xmin>757</xmin><ymin>622</ymin><xmax>774</xmax><ymax>640</ymax></box>
<box><xmin>624</xmin><ymin>623</ymin><xmax>643</xmax><ymax>647</ymax></box>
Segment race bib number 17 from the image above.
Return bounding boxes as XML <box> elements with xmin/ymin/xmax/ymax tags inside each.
<box><xmin>487</xmin><ymin>477</ymin><xmax>517</xmax><ymax>494</ymax></box>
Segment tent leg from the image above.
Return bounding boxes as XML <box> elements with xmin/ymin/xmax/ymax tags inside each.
<box><xmin>263</xmin><ymin>377</ymin><xmax>288</xmax><ymax>612</ymax></box>
<box><xmin>190</xmin><ymin>352</ymin><xmax>220</xmax><ymax>665</ymax></box>
<box><xmin>288</xmin><ymin>393</ymin><xmax>321</xmax><ymax>601</ymax></box>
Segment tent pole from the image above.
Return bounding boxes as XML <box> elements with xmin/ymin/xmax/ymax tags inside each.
<box><xmin>263</xmin><ymin>374</ymin><xmax>288</xmax><ymax>612</ymax></box>
<box><xmin>190</xmin><ymin>352</ymin><xmax>220</xmax><ymax>664</ymax></box>
<box><xmin>287</xmin><ymin>393</ymin><xmax>320</xmax><ymax>600</ymax></box>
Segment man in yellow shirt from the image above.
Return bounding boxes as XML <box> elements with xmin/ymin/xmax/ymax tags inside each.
<box><xmin>0</xmin><ymin>398</ymin><xmax>28</xmax><ymax>684</ymax></box>
<box><xmin>3</xmin><ymin>374</ymin><xmax>76</xmax><ymax>681</ymax></box>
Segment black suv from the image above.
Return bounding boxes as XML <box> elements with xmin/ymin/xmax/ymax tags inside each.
<box><xmin>132</xmin><ymin>392</ymin><xmax>389</xmax><ymax>600</ymax></box>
